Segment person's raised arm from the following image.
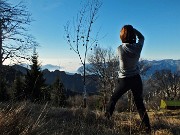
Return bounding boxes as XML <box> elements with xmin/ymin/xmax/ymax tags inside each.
<box><xmin>134</xmin><ymin>28</ymin><xmax>144</xmax><ymax>46</ymax></box>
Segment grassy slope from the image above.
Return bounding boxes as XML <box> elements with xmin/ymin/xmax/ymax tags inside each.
<box><xmin>0</xmin><ymin>102</ymin><xmax>179</xmax><ymax>135</ymax></box>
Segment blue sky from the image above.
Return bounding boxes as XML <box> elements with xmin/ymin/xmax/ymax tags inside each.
<box><xmin>8</xmin><ymin>0</ymin><xmax>180</xmax><ymax>72</ymax></box>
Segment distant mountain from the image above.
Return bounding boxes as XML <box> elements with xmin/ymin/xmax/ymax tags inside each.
<box><xmin>77</xmin><ymin>59</ymin><xmax>180</xmax><ymax>77</ymax></box>
<box><xmin>43</xmin><ymin>69</ymin><xmax>98</xmax><ymax>94</ymax></box>
<box><xmin>10</xmin><ymin>65</ymin><xmax>98</xmax><ymax>94</ymax></box>
<box><xmin>19</xmin><ymin>63</ymin><xmax>62</xmax><ymax>72</ymax></box>
<box><xmin>2</xmin><ymin>65</ymin><xmax>23</xmax><ymax>83</ymax></box>
<box><xmin>144</xmin><ymin>59</ymin><xmax>180</xmax><ymax>77</ymax></box>
<box><xmin>8</xmin><ymin>59</ymin><xmax>180</xmax><ymax>94</ymax></box>
<box><xmin>12</xmin><ymin>64</ymin><xmax>28</xmax><ymax>74</ymax></box>
<box><xmin>41</xmin><ymin>64</ymin><xmax>61</xmax><ymax>71</ymax></box>
<box><xmin>18</xmin><ymin>59</ymin><xmax>180</xmax><ymax>76</ymax></box>
<box><xmin>19</xmin><ymin>63</ymin><xmax>76</xmax><ymax>75</ymax></box>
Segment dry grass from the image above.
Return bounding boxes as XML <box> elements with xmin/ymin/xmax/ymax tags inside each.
<box><xmin>0</xmin><ymin>102</ymin><xmax>179</xmax><ymax>135</ymax></box>
<box><xmin>149</xmin><ymin>110</ymin><xmax>180</xmax><ymax>135</ymax></box>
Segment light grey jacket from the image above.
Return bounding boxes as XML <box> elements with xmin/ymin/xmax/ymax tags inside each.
<box><xmin>117</xmin><ymin>30</ymin><xmax>144</xmax><ymax>78</ymax></box>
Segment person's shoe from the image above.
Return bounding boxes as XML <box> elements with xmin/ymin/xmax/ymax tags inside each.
<box><xmin>104</xmin><ymin>112</ymin><xmax>111</xmax><ymax>120</ymax></box>
<box><xmin>140</xmin><ymin>123</ymin><xmax>151</xmax><ymax>134</ymax></box>
<box><xmin>145</xmin><ymin>127</ymin><xmax>151</xmax><ymax>134</ymax></box>
<box><xmin>141</xmin><ymin>126</ymin><xmax>151</xmax><ymax>134</ymax></box>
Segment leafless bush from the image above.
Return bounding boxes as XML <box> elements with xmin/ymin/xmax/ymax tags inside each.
<box><xmin>66</xmin><ymin>95</ymin><xmax>83</xmax><ymax>108</ymax></box>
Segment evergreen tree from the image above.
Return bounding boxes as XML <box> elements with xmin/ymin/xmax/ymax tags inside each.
<box><xmin>24</xmin><ymin>49</ymin><xmax>46</xmax><ymax>102</ymax></box>
<box><xmin>52</xmin><ymin>77</ymin><xmax>67</xmax><ymax>107</ymax></box>
<box><xmin>0</xmin><ymin>78</ymin><xmax>9</xmax><ymax>101</ymax></box>
<box><xmin>41</xmin><ymin>85</ymin><xmax>51</xmax><ymax>102</ymax></box>
<box><xmin>12</xmin><ymin>75</ymin><xmax>25</xmax><ymax>101</ymax></box>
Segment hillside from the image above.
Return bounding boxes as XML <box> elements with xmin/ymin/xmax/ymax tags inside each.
<box><xmin>6</xmin><ymin>65</ymin><xmax>98</xmax><ymax>94</ymax></box>
<box><xmin>0</xmin><ymin>102</ymin><xmax>179</xmax><ymax>135</ymax></box>
<box><xmin>43</xmin><ymin>69</ymin><xmax>98</xmax><ymax>93</ymax></box>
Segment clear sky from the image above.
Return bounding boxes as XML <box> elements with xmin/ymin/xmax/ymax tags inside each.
<box><xmin>7</xmin><ymin>0</ymin><xmax>180</xmax><ymax>72</ymax></box>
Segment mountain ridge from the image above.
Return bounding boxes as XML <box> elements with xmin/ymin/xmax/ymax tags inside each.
<box><xmin>10</xmin><ymin>59</ymin><xmax>180</xmax><ymax>94</ymax></box>
<box><xmin>17</xmin><ymin>59</ymin><xmax>180</xmax><ymax>75</ymax></box>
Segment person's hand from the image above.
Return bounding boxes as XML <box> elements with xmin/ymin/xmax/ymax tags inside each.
<box><xmin>133</xmin><ymin>28</ymin><xmax>144</xmax><ymax>40</ymax></box>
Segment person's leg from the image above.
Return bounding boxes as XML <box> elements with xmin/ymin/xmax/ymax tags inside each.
<box><xmin>106</xmin><ymin>78</ymin><xmax>129</xmax><ymax>116</ymax></box>
<box><xmin>130</xmin><ymin>75</ymin><xmax>151</xmax><ymax>132</ymax></box>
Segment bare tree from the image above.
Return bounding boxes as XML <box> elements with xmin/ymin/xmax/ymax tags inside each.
<box><xmin>85</xmin><ymin>46</ymin><xmax>119</xmax><ymax>111</ymax></box>
<box><xmin>85</xmin><ymin>47</ymin><xmax>152</xmax><ymax>111</ymax></box>
<box><xmin>64</xmin><ymin>0</ymin><xmax>102</xmax><ymax>107</ymax></box>
<box><xmin>0</xmin><ymin>0</ymin><xmax>37</xmax><ymax>93</ymax></box>
<box><xmin>148</xmin><ymin>69</ymin><xmax>180</xmax><ymax>100</ymax></box>
<box><xmin>0</xmin><ymin>0</ymin><xmax>37</xmax><ymax>75</ymax></box>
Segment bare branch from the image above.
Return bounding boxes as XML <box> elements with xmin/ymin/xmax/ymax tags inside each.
<box><xmin>0</xmin><ymin>0</ymin><xmax>37</xmax><ymax>65</ymax></box>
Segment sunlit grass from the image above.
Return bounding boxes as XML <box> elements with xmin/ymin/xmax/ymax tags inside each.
<box><xmin>0</xmin><ymin>102</ymin><xmax>179</xmax><ymax>135</ymax></box>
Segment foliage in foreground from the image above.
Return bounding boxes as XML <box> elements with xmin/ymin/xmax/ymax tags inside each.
<box><xmin>0</xmin><ymin>102</ymin><xmax>179</xmax><ymax>135</ymax></box>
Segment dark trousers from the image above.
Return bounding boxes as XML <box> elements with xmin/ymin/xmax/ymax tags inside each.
<box><xmin>106</xmin><ymin>74</ymin><xmax>150</xmax><ymax>129</ymax></box>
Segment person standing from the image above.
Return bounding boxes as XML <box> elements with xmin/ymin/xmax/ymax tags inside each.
<box><xmin>105</xmin><ymin>25</ymin><xmax>151</xmax><ymax>133</ymax></box>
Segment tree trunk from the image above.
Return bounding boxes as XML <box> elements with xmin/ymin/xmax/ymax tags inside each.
<box><xmin>83</xmin><ymin>63</ymin><xmax>87</xmax><ymax>108</ymax></box>
<box><xmin>0</xmin><ymin>23</ymin><xmax>3</xmax><ymax>90</ymax></box>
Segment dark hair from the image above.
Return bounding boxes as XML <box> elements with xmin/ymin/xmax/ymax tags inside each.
<box><xmin>120</xmin><ymin>25</ymin><xmax>136</xmax><ymax>44</ymax></box>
